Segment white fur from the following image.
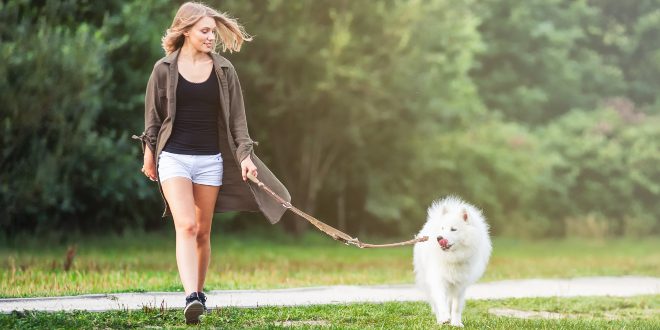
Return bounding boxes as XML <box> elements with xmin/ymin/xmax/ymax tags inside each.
<box><xmin>413</xmin><ymin>196</ymin><xmax>492</xmax><ymax>327</ymax></box>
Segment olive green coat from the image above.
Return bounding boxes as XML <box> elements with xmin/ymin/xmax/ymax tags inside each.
<box><xmin>135</xmin><ymin>48</ymin><xmax>290</xmax><ymax>224</ymax></box>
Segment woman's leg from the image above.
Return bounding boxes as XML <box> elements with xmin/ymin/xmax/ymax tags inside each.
<box><xmin>192</xmin><ymin>183</ymin><xmax>220</xmax><ymax>292</ymax></box>
<box><xmin>162</xmin><ymin>177</ymin><xmax>199</xmax><ymax>296</ymax></box>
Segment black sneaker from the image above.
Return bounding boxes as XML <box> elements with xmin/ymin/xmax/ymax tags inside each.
<box><xmin>183</xmin><ymin>292</ymin><xmax>204</xmax><ymax>324</ymax></box>
<box><xmin>197</xmin><ymin>291</ymin><xmax>209</xmax><ymax>313</ymax></box>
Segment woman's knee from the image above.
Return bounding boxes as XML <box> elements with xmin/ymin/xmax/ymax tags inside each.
<box><xmin>196</xmin><ymin>229</ymin><xmax>211</xmax><ymax>243</ymax></box>
<box><xmin>175</xmin><ymin>221</ymin><xmax>199</xmax><ymax>237</ymax></box>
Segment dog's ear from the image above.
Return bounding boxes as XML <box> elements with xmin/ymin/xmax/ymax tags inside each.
<box><xmin>462</xmin><ymin>208</ymin><xmax>468</xmax><ymax>221</ymax></box>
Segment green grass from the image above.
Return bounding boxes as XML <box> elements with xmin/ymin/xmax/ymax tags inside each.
<box><xmin>1</xmin><ymin>228</ymin><xmax>659</xmax><ymax>298</ymax></box>
<box><xmin>1</xmin><ymin>296</ymin><xmax>658</xmax><ymax>329</ymax></box>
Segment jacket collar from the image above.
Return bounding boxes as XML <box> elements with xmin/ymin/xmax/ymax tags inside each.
<box><xmin>162</xmin><ymin>48</ymin><xmax>231</xmax><ymax>68</ymax></box>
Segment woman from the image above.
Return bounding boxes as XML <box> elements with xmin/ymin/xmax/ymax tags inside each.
<box><xmin>135</xmin><ymin>2</ymin><xmax>290</xmax><ymax>324</ymax></box>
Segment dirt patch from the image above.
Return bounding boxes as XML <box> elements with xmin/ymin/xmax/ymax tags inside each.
<box><xmin>489</xmin><ymin>307</ymin><xmax>658</xmax><ymax>321</ymax></box>
<box><xmin>274</xmin><ymin>320</ymin><xmax>330</xmax><ymax>327</ymax></box>
<box><xmin>488</xmin><ymin>308</ymin><xmax>574</xmax><ymax>319</ymax></box>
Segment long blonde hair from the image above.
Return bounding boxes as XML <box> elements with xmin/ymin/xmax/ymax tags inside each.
<box><xmin>162</xmin><ymin>2</ymin><xmax>252</xmax><ymax>55</ymax></box>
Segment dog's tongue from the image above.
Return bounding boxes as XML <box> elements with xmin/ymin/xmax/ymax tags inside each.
<box><xmin>438</xmin><ymin>238</ymin><xmax>449</xmax><ymax>248</ymax></box>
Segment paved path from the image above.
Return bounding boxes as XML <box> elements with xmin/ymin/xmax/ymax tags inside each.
<box><xmin>1</xmin><ymin>276</ymin><xmax>658</xmax><ymax>313</ymax></box>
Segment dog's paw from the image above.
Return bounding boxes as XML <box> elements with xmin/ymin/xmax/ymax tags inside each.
<box><xmin>436</xmin><ymin>317</ymin><xmax>450</xmax><ymax>325</ymax></box>
<box><xmin>450</xmin><ymin>320</ymin><xmax>464</xmax><ymax>327</ymax></box>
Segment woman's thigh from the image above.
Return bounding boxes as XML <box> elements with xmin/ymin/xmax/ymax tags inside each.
<box><xmin>161</xmin><ymin>177</ymin><xmax>196</xmax><ymax>228</ymax></box>
<box><xmin>192</xmin><ymin>183</ymin><xmax>220</xmax><ymax>234</ymax></box>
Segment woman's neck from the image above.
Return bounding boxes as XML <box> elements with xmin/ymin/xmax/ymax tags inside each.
<box><xmin>179</xmin><ymin>43</ymin><xmax>211</xmax><ymax>64</ymax></box>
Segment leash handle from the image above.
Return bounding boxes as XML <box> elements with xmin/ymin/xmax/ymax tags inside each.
<box><xmin>247</xmin><ymin>172</ymin><xmax>259</xmax><ymax>184</ymax></box>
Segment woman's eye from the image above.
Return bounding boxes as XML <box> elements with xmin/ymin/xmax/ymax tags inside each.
<box><xmin>450</xmin><ymin>228</ymin><xmax>457</xmax><ymax>232</ymax></box>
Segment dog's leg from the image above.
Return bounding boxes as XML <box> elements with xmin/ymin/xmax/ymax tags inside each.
<box><xmin>421</xmin><ymin>283</ymin><xmax>439</xmax><ymax>317</ymax></box>
<box><xmin>428</xmin><ymin>289</ymin><xmax>438</xmax><ymax>316</ymax></box>
<box><xmin>427</xmin><ymin>273</ymin><xmax>450</xmax><ymax>324</ymax></box>
<box><xmin>449</xmin><ymin>288</ymin><xmax>466</xmax><ymax>327</ymax></box>
<box><xmin>431</xmin><ymin>285</ymin><xmax>450</xmax><ymax>324</ymax></box>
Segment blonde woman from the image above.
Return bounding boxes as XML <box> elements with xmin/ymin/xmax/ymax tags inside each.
<box><xmin>136</xmin><ymin>2</ymin><xmax>290</xmax><ymax>324</ymax></box>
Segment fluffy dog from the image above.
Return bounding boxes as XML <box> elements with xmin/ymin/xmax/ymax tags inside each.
<box><xmin>413</xmin><ymin>196</ymin><xmax>492</xmax><ymax>327</ymax></box>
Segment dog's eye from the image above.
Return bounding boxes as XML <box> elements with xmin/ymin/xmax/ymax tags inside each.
<box><xmin>450</xmin><ymin>227</ymin><xmax>457</xmax><ymax>232</ymax></box>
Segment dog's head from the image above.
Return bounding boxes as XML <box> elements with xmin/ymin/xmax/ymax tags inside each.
<box><xmin>424</xmin><ymin>197</ymin><xmax>475</xmax><ymax>252</ymax></box>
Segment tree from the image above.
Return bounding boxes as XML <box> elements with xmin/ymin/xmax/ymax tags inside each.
<box><xmin>471</xmin><ymin>0</ymin><xmax>626</xmax><ymax>124</ymax></box>
<box><xmin>221</xmin><ymin>0</ymin><xmax>484</xmax><ymax>234</ymax></box>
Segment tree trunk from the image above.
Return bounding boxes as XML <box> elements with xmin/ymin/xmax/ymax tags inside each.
<box><xmin>337</xmin><ymin>177</ymin><xmax>346</xmax><ymax>231</ymax></box>
<box><xmin>275</xmin><ymin>130</ymin><xmax>340</xmax><ymax>236</ymax></box>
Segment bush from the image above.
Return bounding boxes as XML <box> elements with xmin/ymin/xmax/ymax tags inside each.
<box><xmin>1</xmin><ymin>0</ymin><xmax>658</xmax><ymax>239</ymax></box>
<box><xmin>368</xmin><ymin>106</ymin><xmax>660</xmax><ymax>238</ymax></box>
<box><xmin>365</xmin><ymin>115</ymin><xmax>558</xmax><ymax>236</ymax></box>
<box><xmin>540</xmin><ymin>105</ymin><xmax>660</xmax><ymax>237</ymax></box>
<box><xmin>0</xmin><ymin>4</ymin><xmax>157</xmax><ymax>234</ymax></box>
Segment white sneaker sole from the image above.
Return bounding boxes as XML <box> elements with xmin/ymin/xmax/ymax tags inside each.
<box><xmin>184</xmin><ymin>300</ymin><xmax>204</xmax><ymax>324</ymax></box>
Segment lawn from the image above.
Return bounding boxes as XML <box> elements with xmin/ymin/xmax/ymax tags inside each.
<box><xmin>1</xmin><ymin>296</ymin><xmax>658</xmax><ymax>329</ymax></box>
<box><xmin>1</xmin><ymin>228</ymin><xmax>658</xmax><ymax>298</ymax></box>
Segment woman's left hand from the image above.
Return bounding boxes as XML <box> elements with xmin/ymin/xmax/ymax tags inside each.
<box><xmin>240</xmin><ymin>155</ymin><xmax>258</xmax><ymax>181</ymax></box>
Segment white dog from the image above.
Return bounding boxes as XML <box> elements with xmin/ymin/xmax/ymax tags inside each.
<box><xmin>413</xmin><ymin>196</ymin><xmax>492</xmax><ymax>327</ymax></box>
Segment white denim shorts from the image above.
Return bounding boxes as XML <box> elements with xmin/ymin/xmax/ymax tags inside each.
<box><xmin>158</xmin><ymin>151</ymin><xmax>223</xmax><ymax>186</ymax></box>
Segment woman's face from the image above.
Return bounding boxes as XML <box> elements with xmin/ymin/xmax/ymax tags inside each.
<box><xmin>183</xmin><ymin>16</ymin><xmax>216</xmax><ymax>53</ymax></box>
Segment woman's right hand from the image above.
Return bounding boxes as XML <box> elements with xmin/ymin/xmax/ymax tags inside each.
<box><xmin>142</xmin><ymin>147</ymin><xmax>158</xmax><ymax>181</ymax></box>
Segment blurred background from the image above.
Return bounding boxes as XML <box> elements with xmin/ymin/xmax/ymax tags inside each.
<box><xmin>1</xmin><ymin>0</ymin><xmax>659</xmax><ymax>243</ymax></box>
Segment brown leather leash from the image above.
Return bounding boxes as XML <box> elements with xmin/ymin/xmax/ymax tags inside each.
<box><xmin>247</xmin><ymin>173</ymin><xmax>429</xmax><ymax>248</ymax></box>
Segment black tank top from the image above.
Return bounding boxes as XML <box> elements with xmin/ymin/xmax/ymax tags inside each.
<box><xmin>163</xmin><ymin>67</ymin><xmax>220</xmax><ymax>155</ymax></box>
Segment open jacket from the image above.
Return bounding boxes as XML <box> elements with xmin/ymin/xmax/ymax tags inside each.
<box><xmin>133</xmin><ymin>49</ymin><xmax>290</xmax><ymax>224</ymax></box>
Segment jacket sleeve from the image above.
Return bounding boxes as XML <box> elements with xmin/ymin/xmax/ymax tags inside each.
<box><xmin>227</xmin><ymin>66</ymin><xmax>258</xmax><ymax>163</ymax></box>
<box><xmin>133</xmin><ymin>67</ymin><xmax>162</xmax><ymax>158</ymax></box>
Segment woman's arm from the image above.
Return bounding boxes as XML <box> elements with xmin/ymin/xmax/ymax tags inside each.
<box><xmin>142</xmin><ymin>68</ymin><xmax>163</xmax><ymax>157</ymax></box>
<box><xmin>140</xmin><ymin>67</ymin><xmax>163</xmax><ymax>181</ymax></box>
<box><xmin>227</xmin><ymin>66</ymin><xmax>258</xmax><ymax>181</ymax></box>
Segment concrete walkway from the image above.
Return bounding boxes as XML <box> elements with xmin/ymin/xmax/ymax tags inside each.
<box><xmin>1</xmin><ymin>276</ymin><xmax>658</xmax><ymax>313</ymax></box>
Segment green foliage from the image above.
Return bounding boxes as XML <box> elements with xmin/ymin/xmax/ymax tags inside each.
<box><xmin>540</xmin><ymin>105</ymin><xmax>660</xmax><ymax>237</ymax></box>
<box><xmin>99</xmin><ymin>0</ymin><xmax>173</xmax><ymax>132</ymax></box>
<box><xmin>0</xmin><ymin>20</ymin><xmax>97</xmax><ymax>228</ymax></box>
<box><xmin>471</xmin><ymin>0</ymin><xmax>626</xmax><ymax>123</ymax></box>
<box><xmin>582</xmin><ymin>0</ymin><xmax>660</xmax><ymax>109</ymax></box>
<box><xmin>1</xmin><ymin>0</ymin><xmax>658</xmax><ymax>238</ymax></box>
<box><xmin>0</xmin><ymin>0</ymin><xmax>157</xmax><ymax>234</ymax></box>
<box><xmin>367</xmin><ymin>114</ymin><xmax>558</xmax><ymax>237</ymax></box>
<box><xmin>471</xmin><ymin>0</ymin><xmax>660</xmax><ymax>123</ymax></box>
<box><xmin>220</xmin><ymin>0</ymin><xmax>484</xmax><ymax>234</ymax></box>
